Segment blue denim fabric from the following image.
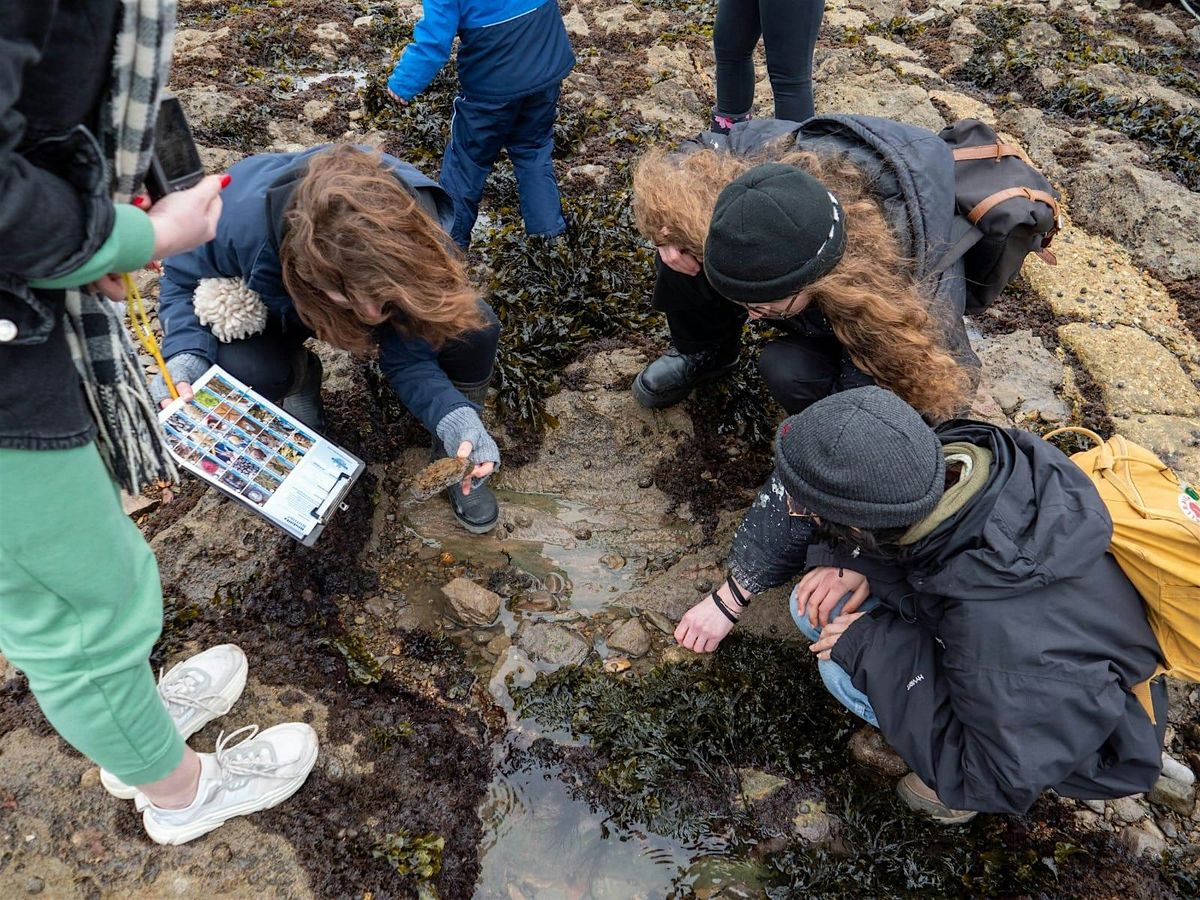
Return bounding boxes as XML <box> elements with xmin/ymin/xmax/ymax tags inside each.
<box><xmin>439</xmin><ymin>83</ymin><xmax>566</xmax><ymax>248</ymax></box>
<box><xmin>790</xmin><ymin>584</ymin><xmax>880</xmax><ymax>726</ymax></box>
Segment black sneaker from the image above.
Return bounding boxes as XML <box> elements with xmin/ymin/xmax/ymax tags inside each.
<box><xmin>631</xmin><ymin>345</ymin><xmax>740</xmax><ymax>409</ymax></box>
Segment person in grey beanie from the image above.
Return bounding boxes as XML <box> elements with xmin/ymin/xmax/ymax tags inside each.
<box><xmin>674</xmin><ymin>387</ymin><xmax>1166</xmax><ymax>823</ymax></box>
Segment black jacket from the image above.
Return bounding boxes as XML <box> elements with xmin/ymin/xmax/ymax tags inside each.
<box><xmin>733</xmin><ymin>421</ymin><xmax>1166</xmax><ymax>813</ymax></box>
<box><xmin>0</xmin><ymin>1</ymin><xmax>121</xmax><ymax>449</ymax></box>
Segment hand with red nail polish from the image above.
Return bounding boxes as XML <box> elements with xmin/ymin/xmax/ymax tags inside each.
<box><xmin>147</xmin><ymin>174</ymin><xmax>225</xmax><ymax>260</ymax></box>
<box><xmin>219</xmin><ymin>173</ymin><xmax>232</xmax><ymax>189</ymax></box>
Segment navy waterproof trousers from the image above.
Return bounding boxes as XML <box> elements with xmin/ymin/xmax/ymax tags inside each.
<box><xmin>438</xmin><ymin>82</ymin><xmax>567</xmax><ymax>249</ymax></box>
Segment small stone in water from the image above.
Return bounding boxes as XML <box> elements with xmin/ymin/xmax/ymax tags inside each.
<box><xmin>643</xmin><ymin>610</ymin><xmax>676</xmax><ymax>635</ymax></box>
<box><xmin>439</xmin><ymin>552</ymin><xmax>456</xmax><ymax>567</ymax></box>
<box><xmin>574</xmin><ymin>526</ymin><xmax>593</xmax><ymax>541</ymax></box>
<box><xmin>515</xmin><ymin>511</ymin><xmax>533</xmax><ymax>528</ymax></box>
<box><xmin>600</xmin><ymin>553</ymin><xmax>626</xmax><ymax>570</ymax></box>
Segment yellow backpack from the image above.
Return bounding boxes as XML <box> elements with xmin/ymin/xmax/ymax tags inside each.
<box><xmin>1044</xmin><ymin>427</ymin><xmax>1200</xmax><ymax>720</ymax></box>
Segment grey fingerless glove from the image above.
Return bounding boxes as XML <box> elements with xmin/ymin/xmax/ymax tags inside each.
<box><xmin>149</xmin><ymin>352</ymin><xmax>212</xmax><ymax>406</ymax></box>
<box><xmin>435</xmin><ymin>406</ymin><xmax>501</xmax><ymax>473</ymax></box>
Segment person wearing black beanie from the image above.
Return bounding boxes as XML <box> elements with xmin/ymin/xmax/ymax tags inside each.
<box><xmin>672</xmin><ymin>387</ymin><xmax>1166</xmax><ymax>825</ymax></box>
<box><xmin>630</xmin><ymin>116</ymin><xmax>979</xmax><ymax>425</ymax></box>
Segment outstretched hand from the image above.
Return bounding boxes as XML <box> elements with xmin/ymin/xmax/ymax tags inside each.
<box><xmin>455</xmin><ymin>441</ymin><xmax>494</xmax><ymax>495</ymax></box>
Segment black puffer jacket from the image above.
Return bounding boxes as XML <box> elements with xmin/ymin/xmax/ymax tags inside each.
<box><xmin>733</xmin><ymin>421</ymin><xmax>1166</xmax><ymax>813</ymax></box>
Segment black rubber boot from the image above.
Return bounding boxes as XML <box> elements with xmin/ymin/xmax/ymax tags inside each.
<box><xmin>438</xmin><ymin>378</ymin><xmax>499</xmax><ymax>535</ymax></box>
<box><xmin>631</xmin><ymin>344</ymin><xmax>740</xmax><ymax>409</ymax></box>
<box><xmin>281</xmin><ymin>348</ymin><xmax>325</xmax><ymax>430</ymax></box>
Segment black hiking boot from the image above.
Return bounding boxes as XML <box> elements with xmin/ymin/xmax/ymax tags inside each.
<box><xmin>632</xmin><ymin>344</ymin><xmax>740</xmax><ymax>409</ymax></box>
<box><xmin>438</xmin><ymin>378</ymin><xmax>499</xmax><ymax>535</ymax></box>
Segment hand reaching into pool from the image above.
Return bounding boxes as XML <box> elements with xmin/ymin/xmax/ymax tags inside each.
<box><xmin>674</xmin><ymin>576</ymin><xmax>754</xmax><ymax>653</ymax></box>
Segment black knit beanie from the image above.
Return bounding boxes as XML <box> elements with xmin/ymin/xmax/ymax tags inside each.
<box><xmin>703</xmin><ymin>162</ymin><xmax>847</xmax><ymax>303</ymax></box>
<box><xmin>775</xmin><ymin>387</ymin><xmax>945</xmax><ymax>530</ymax></box>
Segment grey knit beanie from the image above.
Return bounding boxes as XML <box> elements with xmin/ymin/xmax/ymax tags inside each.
<box><xmin>775</xmin><ymin>387</ymin><xmax>945</xmax><ymax>530</ymax></box>
<box><xmin>703</xmin><ymin>162</ymin><xmax>847</xmax><ymax>303</ymax></box>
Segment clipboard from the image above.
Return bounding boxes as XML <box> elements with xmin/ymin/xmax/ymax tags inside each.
<box><xmin>158</xmin><ymin>365</ymin><xmax>365</xmax><ymax>546</ymax></box>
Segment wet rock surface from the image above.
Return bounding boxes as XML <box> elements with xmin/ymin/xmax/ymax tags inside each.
<box><xmin>6</xmin><ymin>0</ymin><xmax>1200</xmax><ymax>896</ymax></box>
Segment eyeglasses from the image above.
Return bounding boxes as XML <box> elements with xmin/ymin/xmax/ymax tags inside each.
<box><xmin>732</xmin><ymin>292</ymin><xmax>805</xmax><ymax>319</ymax></box>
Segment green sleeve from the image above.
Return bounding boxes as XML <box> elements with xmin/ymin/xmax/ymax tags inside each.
<box><xmin>28</xmin><ymin>204</ymin><xmax>156</xmax><ymax>289</ymax></box>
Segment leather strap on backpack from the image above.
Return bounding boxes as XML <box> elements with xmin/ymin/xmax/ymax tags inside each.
<box><xmin>952</xmin><ymin>142</ymin><xmax>1033</xmax><ymax>165</ymax></box>
<box><xmin>967</xmin><ymin>186</ymin><xmax>1062</xmax><ymax>264</ymax></box>
<box><xmin>967</xmin><ymin>186</ymin><xmax>1061</xmax><ymax>225</ymax></box>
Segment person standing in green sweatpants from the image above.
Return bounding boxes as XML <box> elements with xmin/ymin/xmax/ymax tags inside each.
<box><xmin>1</xmin><ymin>0</ymin><xmax>318</xmax><ymax>846</ymax></box>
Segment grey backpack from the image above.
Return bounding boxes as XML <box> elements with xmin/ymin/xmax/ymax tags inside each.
<box><xmin>936</xmin><ymin>119</ymin><xmax>1062</xmax><ymax>313</ymax></box>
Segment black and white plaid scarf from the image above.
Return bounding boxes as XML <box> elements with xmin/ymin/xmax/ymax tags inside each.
<box><xmin>63</xmin><ymin>0</ymin><xmax>178</xmax><ymax>494</ymax></box>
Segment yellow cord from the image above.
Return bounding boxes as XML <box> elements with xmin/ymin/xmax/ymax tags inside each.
<box><xmin>123</xmin><ymin>272</ymin><xmax>178</xmax><ymax>400</ymax></box>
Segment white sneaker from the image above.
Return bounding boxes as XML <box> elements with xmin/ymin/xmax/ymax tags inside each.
<box><xmin>100</xmin><ymin>645</ymin><xmax>248</xmax><ymax>802</ymax></box>
<box><xmin>142</xmin><ymin>723</ymin><xmax>319</xmax><ymax>846</ymax></box>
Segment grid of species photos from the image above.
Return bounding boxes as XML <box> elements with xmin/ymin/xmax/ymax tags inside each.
<box><xmin>160</xmin><ymin>372</ymin><xmax>319</xmax><ymax>510</ymax></box>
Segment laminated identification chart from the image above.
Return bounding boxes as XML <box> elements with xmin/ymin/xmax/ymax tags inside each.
<box><xmin>159</xmin><ymin>366</ymin><xmax>364</xmax><ymax>545</ymax></box>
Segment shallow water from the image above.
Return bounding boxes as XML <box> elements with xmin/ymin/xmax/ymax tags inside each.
<box><xmin>475</xmin><ymin>754</ymin><xmax>698</xmax><ymax>900</ymax></box>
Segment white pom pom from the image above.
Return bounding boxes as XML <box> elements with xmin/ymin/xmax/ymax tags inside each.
<box><xmin>193</xmin><ymin>278</ymin><xmax>269</xmax><ymax>343</ymax></box>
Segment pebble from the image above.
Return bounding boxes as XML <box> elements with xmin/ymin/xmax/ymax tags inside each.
<box><xmin>1161</xmin><ymin>753</ymin><xmax>1195</xmax><ymax>786</ymax></box>
<box><xmin>694</xmin><ymin>578</ymin><xmax>714</xmax><ymax>594</ymax></box>
<box><xmin>1148</xmin><ymin>775</ymin><xmax>1196</xmax><ymax>816</ymax></box>
<box><xmin>600</xmin><ymin>553</ymin><xmax>625</xmax><ymax>570</ymax></box>
<box><xmin>79</xmin><ymin>768</ymin><xmax>101</xmax><ymax>789</ymax></box>
<box><xmin>848</xmin><ymin>726</ymin><xmax>908</xmax><ymax>777</ymax></box>
<box><xmin>439</xmin><ymin>552</ymin><xmax>456</xmax><ymax>567</ymax></box>
<box><xmin>1109</xmin><ymin>794</ymin><xmax>1148</xmax><ymax>824</ymax></box>
<box><xmin>643</xmin><ymin>610</ymin><xmax>676</xmax><ymax>635</ymax></box>
<box><xmin>574</xmin><ymin>527</ymin><xmax>593</xmax><ymax>541</ymax></box>
<box><xmin>24</xmin><ymin>878</ymin><xmax>44</xmax><ymax>895</ymax></box>
<box><xmin>637</xmin><ymin>475</ymin><xmax>654</xmax><ymax>489</ymax></box>
<box><xmin>210</xmin><ymin>843</ymin><xmax>233</xmax><ymax>863</ymax></box>
<box><xmin>515</xmin><ymin>511</ymin><xmax>533</xmax><ymax>528</ymax></box>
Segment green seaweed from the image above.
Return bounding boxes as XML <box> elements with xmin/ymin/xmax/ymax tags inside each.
<box><xmin>1045</xmin><ymin>81</ymin><xmax>1200</xmax><ymax>191</ymax></box>
<box><xmin>370</xmin><ymin>721</ymin><xmax>415</xmax><ymax>748</ymax></box>
<box><xmin>318</xmin><ymin>632</ymin><xmax>384</xmax><ymax>685</ymax></box>
<box><xmin>371</xmin><ymin>828</ymin><xmax>446</xmax><ymax>882</ymax></box>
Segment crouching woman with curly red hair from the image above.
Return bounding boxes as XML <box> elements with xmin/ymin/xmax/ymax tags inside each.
<box><xmin>630</xmin><ymin>117</ymin><xmax>980</xmax><ymax>424</ymax></box>
<box><xmin>153</xmin><ymin>144</ymin><xmax>502</xmax><ymax>533</ymax></box>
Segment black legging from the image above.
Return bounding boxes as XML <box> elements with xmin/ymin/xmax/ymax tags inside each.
<box><xmin>713</xmin><ymin>0</ymin><xmax>825</xmax><ymax>122</ymax></box>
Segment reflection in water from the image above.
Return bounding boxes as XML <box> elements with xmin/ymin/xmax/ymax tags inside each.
<box><xmin>476</xmin><ymin>757</ymin><xmax>693</xmax><ymax>899</ymax></box>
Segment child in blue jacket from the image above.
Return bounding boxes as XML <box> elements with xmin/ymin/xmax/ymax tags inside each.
<box><xmin>387</xmin><ymin>0</ymin><xmax>575</xmax><ymax>249</ymax></box>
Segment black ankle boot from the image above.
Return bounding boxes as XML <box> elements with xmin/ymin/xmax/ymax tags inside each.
<box><xmin>631</xmin><ymin>345</ymin><xmax>740</xmax><ymax>409</ymax></box>
<box><xmin>436</xmin><ymin>378</ymin><xmax>499</xmax><ymax>534</ymax></box>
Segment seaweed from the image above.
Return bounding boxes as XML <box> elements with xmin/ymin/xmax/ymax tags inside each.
<box><xmin>477</xmin><ymin>186</ymin><xmax>661</xmax><ymax>430</ymax></box>
<box><xmin>515</xmin><ymin>633</ymin><xmax>1182</xmax><ymax>898</ymax></box>
<box><xmin>372</xmin><ymin>828</ymin><xmax>446</xmax><ymax>882</ymax></box>
<box><xmin>318</xmin><ymin>632</ymin><xmax>384</xmax><ymax>685</ymax></box>
<box><xmin>1044</xmin><ymin>81</ymin><xmax>1200</xmax><ymax>191</ymax></box>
